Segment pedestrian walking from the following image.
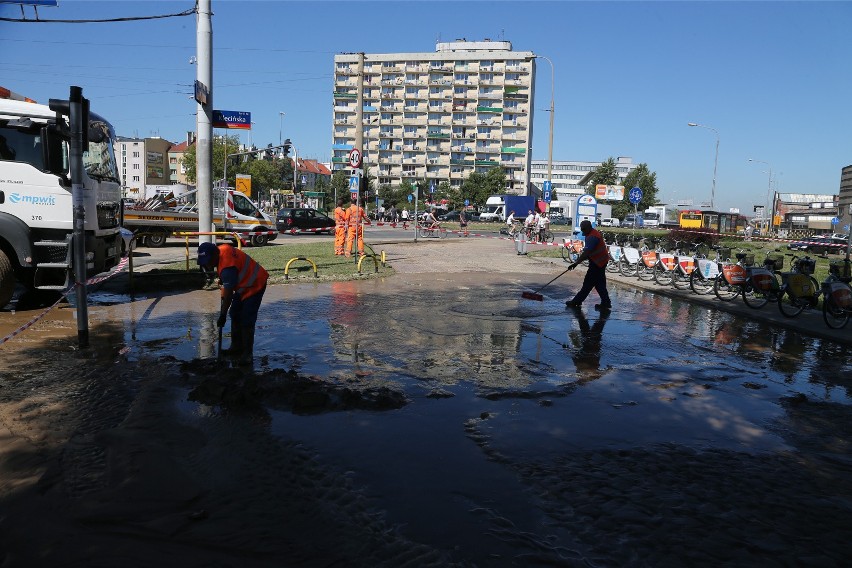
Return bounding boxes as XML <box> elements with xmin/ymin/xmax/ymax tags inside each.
<box><xmin>565</xmin><ymin>220</ymin><xmax>612</xmax><ymax>311</ymax></box>
<box><xmin>459</xmin><ymin>209</ymin><xmax>468</xmax><ymax>235</ymax></box>
<box><xmin>197</xmin><ymin>242</ymin><xmax>269</xmax><ymax>366</ymax></box>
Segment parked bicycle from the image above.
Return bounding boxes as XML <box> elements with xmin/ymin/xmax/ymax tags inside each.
<box><xmin>822</xmin><ymin>258</ymin><xmax>852</xmax><ymax>329</ymax></box>
<box><xmin>637</xmin><ymin>239</ymin><xmax>666</xmax><ymax>282</ymax></box>
<box><xmin>777</xmin><ymin>254</ymin><xmax>819</xmax><ymax>317</ymax></box>
<box><xmin>741</xmin><ymin>253</ymin><xmax>783</xmax><ymax>309</ymax></box>
<box><xmin>713</xmin><ymin>250</ymin><xmax>751</xmax><ymax>301</ymax></box>
<box><xmin>617</xmin><ymin>238</ymin><xmax>644</xmax><ymax>277</ymax></box>
<box><xmin>561</xmin><ymin>237</ymin><xmax>585</xmax><ymax>264</ymax></box>
<box><xmin>690</xmin><ymin>245</ymin><xmax>727</xmax><ymax>295</ymax></box>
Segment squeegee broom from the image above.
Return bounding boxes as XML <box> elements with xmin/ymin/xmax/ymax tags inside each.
<box><xmin>521</xmin><ymin>266</ymin><xmax>573</xmax><ymax>301</ymax></box>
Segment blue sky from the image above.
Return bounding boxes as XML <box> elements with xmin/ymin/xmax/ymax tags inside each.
<box><xmin>3</xmin><ymin>0</ymin><xmax>851</xmax><ymax>215</ymax></box>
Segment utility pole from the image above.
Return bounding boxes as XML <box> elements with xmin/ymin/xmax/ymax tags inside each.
<box><xmin>196</xmin><ymin>0</ymin><xmax>213</xmax><ymax>242</ymax></box>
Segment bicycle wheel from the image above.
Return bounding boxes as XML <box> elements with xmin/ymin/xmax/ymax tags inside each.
<box><xmin>713</xmin><ymin>274</ymin><xmax>739</xmax><ymax>301</ymax></box>
<box><xmin>823</xmin><ymin>293</ymin><xmax>850</xmax><ymax>329</ymax></box>
<box><xmin>690</xmin><ymin>271</ymin><xmax>713</xmax><ymax>295</ymax></box>
<box><xmin>619</xmin><ymin>258</ymin><xmax>637</xmax><ymax>277</ymax></box>
<box><xmin>437</xmin><ymin>228</ymin><xmax>445</xmax><ymax>239</ymax></box>
<box><xmin>561</xmin><ymin>244</ymin><xmax>572</xmax><ymax>262</ymax></box>
<box><xmin>672</xmin><ymin>269</ymin><xmax>691</xmax><ymax>290</ymax></box>
<box><xmin>637</xmin><ymin>262</ymin><xmax>656</xmax><ymax>281</ymax></box>
<box><xmin>417</xmin><ymin>227</ymin><xmax>431</xmax><ymax>238</ymax></box>
<box><xmin>654</xmin><ymin>265</ymin><xmax>674</xmax><ymax>286</ymax></box>
<box><xmin>742</xmin><ymin>281</ymin><xmax>770</xmax><ymax>309</ymax></box>
<box><xmin>542</xmin><ymin>231</ymin><xmax>554</xmax><ymax>244</ymax></box>
<box><xmin>606</xmin><ymin>258</ymin><xmax>620</xmax><ymax>273</ymax></box>
<box><xmin>778</xmin><ymin>288</ymin><xmax>807</xmax><ymax>318</ymax></box>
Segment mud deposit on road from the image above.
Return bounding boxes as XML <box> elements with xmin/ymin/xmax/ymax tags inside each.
<box><xmin>2</xmin><ymin>238</ymin><xmax>852</xmax><ymax>566</ymax></box>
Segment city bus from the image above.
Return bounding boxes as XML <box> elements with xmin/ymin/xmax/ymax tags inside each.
<box><xmin>679</xmin><ymin>210</ymin><xmax>746</xmax><ymax>234</ymax></box>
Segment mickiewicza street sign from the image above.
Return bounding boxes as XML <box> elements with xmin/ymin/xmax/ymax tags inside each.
<box><xmin>212</xmin><ymin>110</ymin><xmax>251</xmax><ymax>130</ymax></box>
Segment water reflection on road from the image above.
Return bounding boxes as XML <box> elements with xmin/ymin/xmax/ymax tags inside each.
<box><xmin>85</xmin><ymin>272</ymin><xmax>852</xmax><ymax>564</ymax></box>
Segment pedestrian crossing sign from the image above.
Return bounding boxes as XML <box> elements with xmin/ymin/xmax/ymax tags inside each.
<box><xmin>349</xmin><ymin>175</ymin><xmax>359</xmax><ymax>192</ymax></box>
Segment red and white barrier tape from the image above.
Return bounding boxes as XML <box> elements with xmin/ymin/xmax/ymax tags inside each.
<box><xmin>0</xmin><ymin>255</ymin><xmax>130</xmax><ymax>347</ymax></box>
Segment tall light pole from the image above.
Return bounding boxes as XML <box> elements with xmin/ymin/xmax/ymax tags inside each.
<box><xmin>533</xmin><ymin>55</ymin><xmax>555</xmax><ymax>202</ymax></box>
<box><xmin>748</xmin><ymin>158</ymin><xmax>772</xmax><ymax>234</ymax></box>
<box><xmin>687</xmin><ymin>122</ymin><xmax>719</xmax><ymax>210</ymax></box>
<box><xmin>279</xmin><ymin>111</ymin><xmax>285</xmax><ymax>145</ymax></box>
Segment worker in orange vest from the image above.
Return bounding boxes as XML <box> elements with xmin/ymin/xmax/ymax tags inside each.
<box><xmin>565</xmin><ymin>220</ymin><xmax>612</xmax><ymax>311</ymax></box>
<box><xmin>197</xmin><ymin>242</ymin><xmax>269</xmax><ymax>366</ymax></box>
<box><xmin>333</xmin><ymin>198</ymin><xmax>347</xmax><ymax>255</ymax></box>
<box><xmin>344</xmin><ymin>196</ymin><xmax>370</xmax><ymax>257</ymax></box>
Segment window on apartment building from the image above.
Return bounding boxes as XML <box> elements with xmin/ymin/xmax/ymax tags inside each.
<box><xmin>133</xmin><ymin>164</ymin><xmax>140</xmax><ymax>170</ymax></box>
<box><xmin>404</xmin><ymin>112</ymin><xmax>419</xmax><ymax>120</ymax></box>
<box><xmin>170</xmin><ymin>169</ymin><xmax>177</xmax><ymax>176</ymax></box>
<box><xmin>430</xmin><ymin>61</ymin><xmax>445</xmax><ymax>69</ymax></box>
<box><xmin>382</xmin><ymin>61</ymin><xmax>396</xmax><ymax>68</ymax></box>
<box><xmin>429</xmin><ymin>100</ymin><xmax>442</xmax><ymax>109</ymax></box>
<box><xmin>133</xmin><ymin>151</ymin><xmax>140</xmax><ymax>158</ymax></box>
<box><xmin>455</xmin><ymin>73</ymin><xmax>468</xmax><ymax>83</ymax></box>
<box><xmin>132</xmin><ymin>176</ymin><xmax>140</xmax><ymax>182</ymax></box>
<box><xmin>406</xmin><ymin>86</ymin><xmax>418</xmax><ymax>95</ymax></box>
<box><xmin>454</xmin><ymin>87</ymin><xmax>466</xmax><ymax>95</ymax></box>
<box><xmin>453</xmin><ymin>113</ymin><xmax>466</xmax><ymax>122</ymax></box>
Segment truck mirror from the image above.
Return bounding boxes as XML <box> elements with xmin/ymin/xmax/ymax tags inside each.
<box><xmin>42</xmin><ymin>125</ymin><xmax>68</xmax><ymax>179</ymax></box>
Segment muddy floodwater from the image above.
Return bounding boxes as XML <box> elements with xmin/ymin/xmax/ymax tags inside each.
<box><xmin>1</xmin><ymin>237</ymin><xmax>851</xmax><ymax>567</ymax></box>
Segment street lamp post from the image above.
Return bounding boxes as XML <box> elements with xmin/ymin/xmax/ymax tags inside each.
<box><xmin>687</xmin><ymin>122</ymin><xmax>719</xmax><ymax>210</ymax></box>
<box><xmin>279</xmin><ymin>111</ymin><xmax>285</xmax><ymax>145</ymax></box>
<box><xmin>533</xmin><ymin>55</ymin><xmax>555</xmax><ymax>203</ymax></box>
<box><xmin>748</xmin><ymin>158</ymin><xmax>772</xmax><ymax>235</ymax></box>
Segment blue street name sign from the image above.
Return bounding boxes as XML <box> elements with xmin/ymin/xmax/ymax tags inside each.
<box><xmin>212</xmin><ymin>110</ymin><xmax>251</xmax><ymax>130</ymax></box>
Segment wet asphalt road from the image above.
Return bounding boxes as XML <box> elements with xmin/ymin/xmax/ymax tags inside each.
<box><xmin>2</xmin><ymin>228</ymin><xmax>852</xmax><ymax>565</ymax></box>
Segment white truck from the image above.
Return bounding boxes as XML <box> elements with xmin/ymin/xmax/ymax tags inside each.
<box><xmin>643</xmin><ymin>204</ymin><xmax>680</xmax><ymax>229</ymax></box>
<box><xmin>123</xmin><ymin>187</ymin><xmax>277</xmax><ymax>247</ymax></box>
<box><xmin>0</xmin><ymin>95</ymin><xmax>124</xmax><ymax>310</ymax></box>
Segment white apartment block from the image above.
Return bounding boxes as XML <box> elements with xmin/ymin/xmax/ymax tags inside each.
<box><xmin>530</xmin><ymin>157</ymin><xmax>639</xmax><ymax>201</ymax></box>
<box><xmin>332</xmin><ymin>40</ymin><xmax>536</xmax><ymax>194</ymax></box>
<box><xmin>114</xmin><ymin>136</ymin><xmax>145</xmax><ymax>197</ymax></box>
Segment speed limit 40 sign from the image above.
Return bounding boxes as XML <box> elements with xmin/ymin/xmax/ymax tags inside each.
<box><xmin>348</xmin><ymin>148</ymin><xmax>362</xmax><ymax>169</ymax></box>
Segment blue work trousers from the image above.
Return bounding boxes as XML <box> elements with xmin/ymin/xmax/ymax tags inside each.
<box><xmin>571</xmin><ymin>262</ymin><xmax>611</xmax><ymax>306</ymax></box>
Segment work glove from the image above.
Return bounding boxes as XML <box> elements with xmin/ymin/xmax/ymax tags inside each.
<box><xmin>217</xmin><ymin>313</ymin><xmax>227</xmax><ymax>329</ymax></box>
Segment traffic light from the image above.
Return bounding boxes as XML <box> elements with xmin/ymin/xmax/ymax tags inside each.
<box><xmin>282</xmin><ymin>138</ymin><xmax>291</xmax><ymax>157</ymax></box>
<box><xmin>264</xmin><ymin>143</ymin><xmax>274</xmax><ymax>161</ymax></box>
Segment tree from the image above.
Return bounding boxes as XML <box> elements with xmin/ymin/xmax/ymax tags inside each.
<box><xmin>585</xmin><ymin>157</ymin><xmax>619</xmax><ymax>192</ymax></box>
<box><xmin>330</xmin><ymin>170</ymin><xmax>349</xmax><ymax>203</ymax></box>
<box><xmin>181</xmin><ymin>134</ymin><xmax>241</xmax><ymax>186</ymax></box>
<box><xmin>613</xmin><ymin>163</ymin><xmax>659</xmax><ymax>220</ymax></box>
<box><xmin>244</xmin><ymin>159</ymin><xmax>281</xmax><ymax>204</ymax></box>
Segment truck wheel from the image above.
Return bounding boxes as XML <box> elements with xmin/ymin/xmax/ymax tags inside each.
<box><xmin>0</xmin><ymin>249</ymin><xmax>16</xmax><ymax>310</ymax></box>
<box><xmin>250</xmin><ymin>234</ymin><xmax>268</xmax><ymax>247</ymax></box>
<box><xmin>146</xmin><ymin>231</ymin><xmax>168</xmax><ymax>248</ymax></box>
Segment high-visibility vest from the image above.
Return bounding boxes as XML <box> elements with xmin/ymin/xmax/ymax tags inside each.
<box><xmin>334</xmin><ymin>207</ymin><xmax>347</xmax><ymax>227</ymax></box>
<box><xmin>586</xmin><ymin>228</ymin><xmax>609</xmax><ymax>268</ymax></box>
<box><xmin>346</xmin><ymin>205</ymin><xmax>366</xmax><ymax>226</ymax></box>
<box><xmin>217</xmin><ymin>244</ymin><xmax>268</xmax><ymax>300</ymax></box>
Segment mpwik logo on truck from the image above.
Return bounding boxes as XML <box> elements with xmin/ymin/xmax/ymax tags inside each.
<box><xmin>9</xmin><ymin>193</ymin><xmax>56</xmax><ymax>206</ymax></box>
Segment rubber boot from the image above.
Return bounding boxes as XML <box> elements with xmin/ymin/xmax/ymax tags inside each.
<box><xmin>221</xmin><ymin>325</ymin><xmax>243</xmax><ymax>357</ymax></box>
<box><xmin>238</xmin><ymin>326</ymin><xmax>254</xmax><ymax>367</ymax></box>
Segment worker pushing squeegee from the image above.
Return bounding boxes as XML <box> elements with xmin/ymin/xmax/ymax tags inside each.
<box><xmin>521</xmin><ymin>220</ymin><xmax>612</xmax><ymax>312</ymax></box>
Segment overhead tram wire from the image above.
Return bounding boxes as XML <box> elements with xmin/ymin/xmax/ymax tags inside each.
<box><xmin>0</xmin><ymin>3</ymin><xmax>197</xmax><ymax>23</ymax></box>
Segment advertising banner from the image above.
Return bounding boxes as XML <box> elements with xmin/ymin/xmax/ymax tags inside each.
<box><xmin>594</xmin><ymin>184</ymin><xmax>624</xmax><ymax>201</ymax></box>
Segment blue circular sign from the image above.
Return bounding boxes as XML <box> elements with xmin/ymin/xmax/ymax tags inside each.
<box><xmin>464</xmin><ymin>199</ymin><xmax>469</xmax><ymax>206</ymax></box>
<box><xmin>629</xmin><ymin>187</ymin><xmax>643</xmax><ymax>204</ymax></box>
<box><xmin>407</xmin><ymin>194</ymin><xmax>413</xmax><ymax>203</ymax></box>
<box><xmin>831</xmin><ymin>217</ymin><xmax>840</xmax><ymax>225</ymax></box>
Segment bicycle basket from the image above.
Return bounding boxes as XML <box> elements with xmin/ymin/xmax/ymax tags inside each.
<box><xmin>766</xmin><ymin>256</ymin><xmax>783</xmax><ymax>271</ymax></box>
<box><xmin>797</xmin><ymin>258</ymin><xmax>815</xmax><ymax>275</ymax></box>
<box><xmin>719</xmin><ymin>247</ymin><xmax>732</xmax><ymax>261</ymax></box>
<box><xmin>829</xmin><ymin>260</ymin><xmax>852</xmax><ymax>279</ymax></box>
<box><xmin>742</xmin><ymin>254</ymin><xmax>754</xmax><ymax>267</ymax></box>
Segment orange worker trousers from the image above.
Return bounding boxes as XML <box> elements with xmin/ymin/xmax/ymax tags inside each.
<box><xmin>345</xmin><ymin>226</ymin><xmax>364</xmax><ymax>256</ymax></box>
<box><xmin>334</xmin><ymin>225</ymin><xmax>346</xmax><ymax>255</ymax></box>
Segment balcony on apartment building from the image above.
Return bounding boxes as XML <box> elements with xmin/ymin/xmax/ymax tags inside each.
<box><xmin>430</xmin><ymin>65</ymin><xmax>454</xmax><ymax>74</ymax></box>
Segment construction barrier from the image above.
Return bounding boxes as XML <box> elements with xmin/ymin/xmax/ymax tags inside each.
<box><xmin>0</xmin><ymin>255</ymin><xmax>130</xmax><ymax>347</ymax></box>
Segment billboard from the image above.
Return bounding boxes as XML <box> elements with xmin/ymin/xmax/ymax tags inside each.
<box><xmin>212</xmin><ymin>110</ymin><xmax>251</xmax><ymax>130</ymax></box>
<box><xmin>594</xmin><ymin>184</ymin><xmax>624</xmax><ymax>201</ymax></box>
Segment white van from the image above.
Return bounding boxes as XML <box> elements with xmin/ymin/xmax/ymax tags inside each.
<box><xmin>600</xmin><ymin>217</ymin><xmax>620</xmax><ymax>227</ymax></box>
